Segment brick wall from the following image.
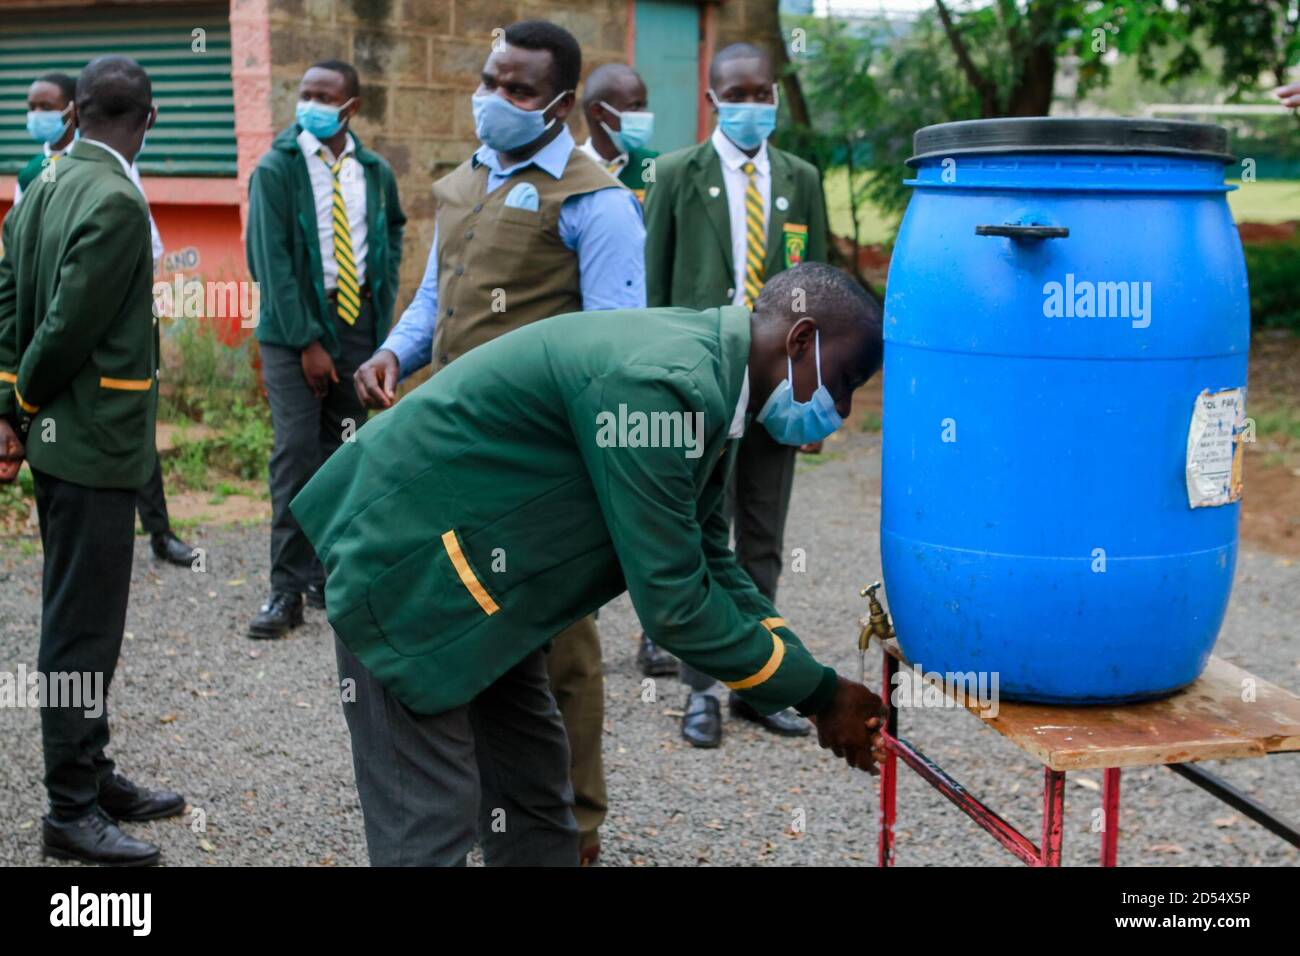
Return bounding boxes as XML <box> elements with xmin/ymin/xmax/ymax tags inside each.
<box><xmin>265</xmin><ymin>0</ymin><xmax>632</xmax><ymax>292</ymax></box>
<box><xmin>715</xmin><ymin>0</ymin><xmax>780</xmax><ymax>59</ymax></box>
<box><xmin>263</xmin><ymin>0</ymin><xmax>782</xmax><ymax>296</ymax></box>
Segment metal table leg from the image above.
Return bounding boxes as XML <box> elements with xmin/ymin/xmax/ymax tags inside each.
<box><xmin>878</xmin><ymin>649</ymin><xmax>899</xmax><ymax>867</ymax></box>
<box><xmin>1040</xmin><ymin>768</ymin><xmax>1066</xmax><ymax>866</ymax></box>
<box><xmin>1100</xmin><ymin>767</ymin><xmax>1121</xmax><ymax>867</ymax></box>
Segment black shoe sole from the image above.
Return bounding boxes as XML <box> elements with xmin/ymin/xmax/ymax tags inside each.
<box><xmin>103</xmin><ymin>801</ymin><xmax>187</xmax><ymax>823</ymax></box>
<box><xmin>42</xmin><ymin>844</ymin><xmax>160</xmax><ymax>867</ymax></box>
<box><xmin>730</xmin><ymin>703</ymin><xmax>812</xmax><ymax>737</ymax></box>
<box><xmin>758</xmin><ymin>723</ymin><xmax>812</xmax><ymax>738</ymax></box>
<box><xmin>247</xmin><ymin>612</ymin><xmax>304</xmax><ymax>640</ymax></box>
<box><xmin>681</xmin><ymin>731</ymin><xmax>722</xmax><ymax>749</ymax></box>
<box><xmin>638</xmin><ymin>659</ymin><xmax>679</xmax><ymax>678</ymax></box>
<box><xmin>305</xmin><ymin>595</ymin><xmax>325</xmax><ymax>610</ymax></box>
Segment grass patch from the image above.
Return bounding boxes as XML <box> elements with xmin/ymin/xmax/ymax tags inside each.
<box><xmin>823</xmin><ymin>170</ymin><xmax>1300</xmax><ymax>247</ymax></box>
<box><xmin>1252</xmin><ymin>406</ymin><xmax>1300</xmax><ymax>442</ymax></box>
<box><xmin>0</xmin><ymin>466</ymin><xmax>36</xmax><ymax>537</ymax></box>
<box><xmin>164</xmin><ymin>398</ymin><xmax>274</xmax><ymax>492</ymax></box>
<box><xmin>158</xmin><ymin>319</ymin><xmax>272</xmax><ymax>494</ymax></box>
<box><xmin>1227</xmin><ymin>180</ymin><xmax>1300</xmax><ymax>224</ymax></box>
<box><xmin>822</xmin><ymin>167</ymin><xmax>896</xmax><ymax>245</ymax></box>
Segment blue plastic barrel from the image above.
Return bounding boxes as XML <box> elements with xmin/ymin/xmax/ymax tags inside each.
<box><xmin>881</xmin><ymin>118</ymin><xmax>1249</xmax><ymax>703</ymax></box>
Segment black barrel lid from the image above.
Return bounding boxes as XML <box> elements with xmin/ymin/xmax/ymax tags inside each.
<box><xmin>909</xmin><ymin>117</ymin><xmax>1234</xmax><ymax>166</ymax></box>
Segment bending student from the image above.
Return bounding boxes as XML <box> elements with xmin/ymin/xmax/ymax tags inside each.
<box><xmin>291</xmin><ymin>262</ymin><xmax>888</xmax><ymax>867</ymax></box>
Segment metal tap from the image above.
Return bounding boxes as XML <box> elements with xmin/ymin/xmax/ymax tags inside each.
<box><xmin>857</xmin><ymin>581</ymin><xmax>895</xmax><ymax>683</ymax></box>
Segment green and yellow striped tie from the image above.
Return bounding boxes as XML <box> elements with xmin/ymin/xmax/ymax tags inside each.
<box><xmin>320</xmin><ymin>149</ymin><xmax>360</xmax><ymax>325</ymax></box>
<box><xmin>741</xmin><ymin>161</ymin><xmax>766</xmax><ymax>308</ymax></box>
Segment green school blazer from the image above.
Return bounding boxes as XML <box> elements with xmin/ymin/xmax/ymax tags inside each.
<box><xmin>642</xmin><ymin>139</ymin><xmax>829</xmax><ymax>309</ymax></box>
<box><xmin>292</xmin><ymin>306</ymin><xmax>838</xmax><ymax>717</ymax></box>
<box><xmin>0</xmin><ymin>140</ymin><xmax>158</xmax><ymax>489</ymax></box>
<box><xmin>245</xmin><ymin>125</ymin><xmax>406</xmax><ymax>358</ymax></box>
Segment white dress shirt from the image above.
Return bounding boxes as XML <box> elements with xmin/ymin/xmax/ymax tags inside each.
<box><xmin>298</xmin><ymin>127</ymin><xmax>367</xmax><ymax>290</ymax></box>
<box><xmin>125</xmin><ymin>162</ymin><xmax>164</xmax><ymax>270</ymax></box>
<box><xmin>578</xmin><ymin>136</ymin><xmax>627</xmax><ymax>177</ymax></box>
<box><xmin>729</xmin><ymin>368</ymin><xmax>750</xmax><ymax>438</ymax></box>
<box><xmin>9</xmin><ymin>140</ymin><xmax>60</xmax><ymax>206</ymax></box>
<box><xmin>711</xmin><ymin>125</ymin><xmax>771</xmax><ymax>308</ymax></box>
<box><xmin>80</xmin><ymin>138</ymin><xmax>164</xmax><ymax>271</ymax></box>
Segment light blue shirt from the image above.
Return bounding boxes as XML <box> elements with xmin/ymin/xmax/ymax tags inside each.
<box><xmin>382</xmin><ymin>126</ymin><xmax>646</xmax><ymax>378</ymax></box>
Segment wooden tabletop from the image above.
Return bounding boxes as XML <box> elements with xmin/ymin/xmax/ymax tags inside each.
<box><xmin>875</xmin><ymin>638</ymin><xmax>1300</xmax><ymax>771</ymax></box>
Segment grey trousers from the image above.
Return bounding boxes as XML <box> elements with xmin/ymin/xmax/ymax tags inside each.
<box><xmin>335</xmin><ymin>637</ymin><xmax>580</xmax><ymax>866</ymax></box>
<box><xmin>262</xmin><ymin>300</ymin><xmax>374</xmax><ymax>594</ymax></box>
<box><xmin>681</xmin><ymin>424</ymin><xmax>798</xmax><ymax>692</ymax></box>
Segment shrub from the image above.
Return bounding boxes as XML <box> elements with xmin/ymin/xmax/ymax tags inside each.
<box><xmin>1244</xmin><ymin>238</ymin><xmax>1300</xmax><ymax>333</ymax></box>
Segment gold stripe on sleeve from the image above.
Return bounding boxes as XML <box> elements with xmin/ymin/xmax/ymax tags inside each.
<box><xmin>724</xmin><ymin>631</ymin><xmax>785</xmax><ymax>691</ymax></box>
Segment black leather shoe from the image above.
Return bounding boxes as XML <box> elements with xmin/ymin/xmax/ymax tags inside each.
<box><xmin>247</xmin><ymin>591</ymin><xmax>304</xmax><ymax>640</ymax></box>
<box><xmin>636</xmin><ymin>633</ymin><xmax>678</xmax><ymax>677</ymax></box>
<box><xmin>305</xmin><ymin>582</ymin><xmax>326</xmax><ymax>610</ymax></box>
<box><xmin>151</xmin><ymin>531</ymin><xmax>197</xmax><ymax>567</ymax></box>
<box><xmin>729</xmin><ymin>695</ymin><xmax>812</xmax><ymax>737</ymax></box>
<box><xmin>99</xmin><ymin>773</ymin><xmax>186</xmax><ymax>822</ymax></box>
<box><xmin>42</xmin><ymin>808</ymin><xmax>160</xmax><ymax>867</ymax></box>
<box><xmin>681</xmin><ymin>693</ymin><xmax>722</xmax><ymax>748</ymax></box>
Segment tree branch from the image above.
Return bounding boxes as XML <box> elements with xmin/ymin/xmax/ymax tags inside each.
<box><xmin>934</xmin><ymin>0</ymin><xmax>1000</xmax><ymax>116</ymax></box>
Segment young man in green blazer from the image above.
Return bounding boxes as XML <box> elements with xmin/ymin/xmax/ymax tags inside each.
<box><xmin>642</xmin><ymin>42</ymin><xmax>831</xmax><ymax>748</ymax></box>
<box><xmin>244</xmin><ymin>59</ymin><xmax>405</xmax><ymax>640</ymax></box>
<box><xmin>0</xmin><ymin>56</ymin><xmax>186</xmax><ymax>866</ymax></box>
<box><xmin>577</xmin><ymin>63</ymin><xmax>658</xmax><ymax>205</ymax></box>
<box><xmin>15</xmin><ymin>70</ymin><xmax>198</xmax><ymax>570</ymax></box>
<box><xmin>292</xmin><ymin>262</ymin><xmax>886</xmax><ymax>866</ymax></box>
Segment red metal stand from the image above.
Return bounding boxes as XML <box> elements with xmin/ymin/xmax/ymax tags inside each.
<box><xmin>877</xmin><ymin>645</ymin><xmax>1095</xmax><ymax>867</ymax></box>
<box><xmin>874</xmin><ymin>643</ymin><xmax>1300</xmax><ymax>867</ymax></box>
<box><xmin>1100</xmin><ymin>767</ymin><xmax>1122</xmax><ymax>866</ymax></box>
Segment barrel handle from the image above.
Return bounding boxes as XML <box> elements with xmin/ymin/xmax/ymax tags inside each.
<box><xmin>976</xmin><ymin>224</ymin><xmax>1069</xmax><ymax>240</ymax></box>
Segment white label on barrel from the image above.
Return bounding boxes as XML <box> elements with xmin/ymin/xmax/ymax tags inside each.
<box><xmin>1186</xmin><ymin>387</ymin><xmax>1246</xmax><ymax>509</ymax></box>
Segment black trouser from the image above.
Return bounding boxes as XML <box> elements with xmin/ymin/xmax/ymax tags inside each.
<box><xmin>681</xmin><ymin>425</ymin><xmax>798</xmax><ymax>692</ymax></box>
<box><xmin>136</xmin><ymin>453</ymin><xmax>170</xmax><ymax>536</ymax></box>
<box><xmin>262</xmin><ymin>300</ymin><xmax>374</xmax><ymax>594</ymax></box>
<box><xmin>32</xmin><ymin>469</ymin><xmax>137</xmax><ymax>820</ymax></box>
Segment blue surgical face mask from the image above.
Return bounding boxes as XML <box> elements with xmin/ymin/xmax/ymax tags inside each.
<box><xmin>472</xmin><ymin>89</ymin><xmax>567</xmax><ymax>153</ymax></box>
<box><xmin>709</xmin><ymin>86</ymin><xmax>778</xmax><ymax>151</ymax></box>
<box><xmin>297</xmin><ymin>98</ymin><xmax>353</xmax><ymax>140</ymax></box>
<box><xmin>599</xmin><ymin>102</ymin><xmax>654</xmax><ymax>153</ymax></box>
<box><xmin>756</xmin><ymin>329</ymin><xmax>844</xmax><ymax>446</ymax></box>
<box><xmin>27</xmin><ymin>108</ymin><xmax>69</xmax><ymax>145</ymax></box>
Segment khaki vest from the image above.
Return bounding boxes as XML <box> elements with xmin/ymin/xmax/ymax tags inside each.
<box><xmin>429</xmin><ymin>149</ymin><xmax>622</xmax><ymax>369</ymax></box>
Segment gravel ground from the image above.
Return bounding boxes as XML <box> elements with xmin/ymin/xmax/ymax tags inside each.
<box><xmin>0</xmin><ymin>427</ymin><xmax>1296</xmax><ymax>867</ymax></box>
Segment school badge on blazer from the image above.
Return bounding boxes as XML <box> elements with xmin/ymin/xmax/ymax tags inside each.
<box><xmin>783</xmin><ymin>222</ymin><xmax>809</xmax><ymax>267</ymax></box>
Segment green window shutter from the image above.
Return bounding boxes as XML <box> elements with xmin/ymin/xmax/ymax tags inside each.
<box><xmin>0</xmin><ymin>5</ymin><xmax>236</xmax><ymax>177</ymax></box>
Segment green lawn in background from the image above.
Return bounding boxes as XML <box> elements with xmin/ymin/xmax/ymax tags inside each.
<box><xmin>822</xmin><ymin>168</ymin><xmax>895</xmax><ymax>245</ymax></box>
<box><xmin>822</xmin><ymin>168</ymin><xmax>1300</xmax><ymax>244</ymax></box>
<box><xmin>1226</xmin><ymin>179</ymin><xmax>1300</xmax><ymax>223</ymax></box>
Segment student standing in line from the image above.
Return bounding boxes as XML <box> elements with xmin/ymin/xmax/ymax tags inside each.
<box><xmin>244</xmin><ymin>59</ymin><xmax>405</xmax><ymax>639</ymax></box>
<box><xmin>0</xmin><ymin>56</ymin><xmax>187</xmax><ymax>866</ymax></box>
<box><xmin>643</xmin><ymin>43</ymin><xmax>831</xmax><ymax>749</ymax></box>
<box><xmin>16</xmin><ymin>69</ymin><xmax>197</xmax><ymax>568</ymax></box>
